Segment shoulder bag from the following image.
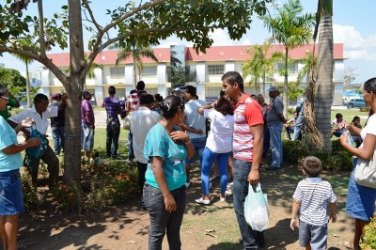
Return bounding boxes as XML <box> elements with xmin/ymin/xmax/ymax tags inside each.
<box><xmin>354</xmin><ymin>149</ymin><xmax>376</xmax><ymax>189</ymax></box>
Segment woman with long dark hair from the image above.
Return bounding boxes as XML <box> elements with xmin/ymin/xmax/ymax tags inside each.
<box><xmin>195</xmin><ymin>93</ymin><xmax>234</xmax><ymax>204</ymax></box>
<box><xmin>143</xmin><ymin>95</ymin><xmax>195</xmax><ymax>250</ymax></box>
<box><xmin>340</xmin><ymin>77</ymin><xmax>376</xmax><ymax>250</ymax></box>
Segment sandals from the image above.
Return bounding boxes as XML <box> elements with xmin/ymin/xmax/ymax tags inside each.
<box><xmin>344</xmin><ymin>241</ymin><xmax>354</xmax><ymax>250</ymax></box>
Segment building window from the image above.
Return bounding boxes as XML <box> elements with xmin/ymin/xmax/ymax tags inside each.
<box><xmin>277</xmin><ymin>63</ymin><xmax>297</xmax><ymax>74</ymax></box>
<box><xmin>110</xmin><ymin>67</ymin><xmax>124</xmax><ymax>78</ymax></box>
<box><xmin>142</xmin><ymin>66</ymin><xmax>157</xmax><ymax>76</ymax></box>
<box><xmin>208</xmin><ymin>65</ymin><xmax>224</xmax><ymax>75</ymax></box>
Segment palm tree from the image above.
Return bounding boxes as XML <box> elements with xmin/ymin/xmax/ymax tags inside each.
<box><xmin>242</xmin><ymin>42</ymin><xmax>283</xmax><ymax>95</ymax></box>
<box><xmin>297</xmin><ymin>52</ymin><xmax>317</xmax><ymax>86</ymax></box>
<box><xmin>115</xmin><ymin>41</ymin><xmax>159</xmax><ymax>87</ymax></box>
<box><xmin>262</xmin><ymin>0</ymin><xmax>315</xmax><ymax>115</ymax></box>
<box><xmin>314</xmin><ymin>0</ymin><xmax>334</xmax><ymax>152</ymax></box>
<box><xmin>14</xmin><ymin>55</ymin><xmax>33</xmax><ymax>107</ymax></box>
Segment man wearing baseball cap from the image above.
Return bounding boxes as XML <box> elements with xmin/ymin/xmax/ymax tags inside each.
<box><xmin>266</xmin><ymin>86</ymin><xmax>286</xmax><ymax>170</ymax></box>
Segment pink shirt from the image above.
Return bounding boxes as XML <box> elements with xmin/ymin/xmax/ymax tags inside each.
<box><xmin>233</xmin><ymin>94</ymin><xmax>264</xmax><ymax>162</ymax></box>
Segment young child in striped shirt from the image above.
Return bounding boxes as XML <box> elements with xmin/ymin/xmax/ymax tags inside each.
<box><xmin>290</xmin><ymin>156</ymin><xmax>337</xmax><ymax>250</ymax></box>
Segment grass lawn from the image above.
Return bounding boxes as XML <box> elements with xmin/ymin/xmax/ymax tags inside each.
<box><xmin>93</xmin><ymin>128</ymin><xmax>130</xmax><ymax>157</ymax></box>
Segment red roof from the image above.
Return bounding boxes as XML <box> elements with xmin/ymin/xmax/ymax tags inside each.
<box><xmin>47</xmin><ymin>43</ymin><xmax>344</xmax><ymax>67</ymax></box>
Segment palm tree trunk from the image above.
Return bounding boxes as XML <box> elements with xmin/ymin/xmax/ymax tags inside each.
<box><xmin>315</xmin><ymin>0</ymin><xmax>333</xmax><ymax>152</ymax></box>
<box><xmin>25</xmin><ymin>61</ymin><xmax>31</xmax><ymax>108</ymax></box>
<box><xmin>263</xmin><ymin>71</ymin><xmax>266</xmax><ymax>96</ymax></box>
<box><xmin>283</xmin><ymin>47</ymin><xmax>289</xmax><ymax>116</ymax></box>
<box><xmin>133</xmin><ymin>62</ymin><xmax>137</xmax><ymax>88</ymax></box>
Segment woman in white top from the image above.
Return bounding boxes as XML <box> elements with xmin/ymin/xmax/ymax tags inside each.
<box><xmin>340</xmin><ymin>77</ymin><xmax>376</xmax><ymax>250</ymax></box>
<box><xmin>195</xmin><ymin>95</ymin><xmax>234</xmax><ymax>205</ymax></box>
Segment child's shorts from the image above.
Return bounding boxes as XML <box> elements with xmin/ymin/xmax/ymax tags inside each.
<box><xmin>299</xmin><ymin>220</ymin><xmax>327</xmax><ymax>250</ymax></box>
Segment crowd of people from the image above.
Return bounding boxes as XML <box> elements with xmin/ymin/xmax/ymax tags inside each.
<box><xmin>0</xmin><ymin>73</ymin><xmax>375</xmax><ymax>249</ymax></box>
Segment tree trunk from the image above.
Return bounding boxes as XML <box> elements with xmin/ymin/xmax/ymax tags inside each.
<box><xmin>262</xmin><ymin>71</ymin><xmax>266</xmax><ymax>96</ymax></box>
<box><xmin>25</xmin><ymin>61</ymin><xmax>31</xmax><ymax>108</ymax></box>
<box><xmin>63</xmin><ymin>0</ymin><xmax>85</xmax><ymax>185</ymax></box>
<box><xmin>133</xmin><ymin>61</ymin><xmax>137</xmax><ymax>88</ymax></box>
<box><xmin>283</xmin><ymin>47</ymin><xmax>289</xmax><ymax>116</ymax></box>
<box><xmin>314</xmin><ymin>1</ymin><xmax>333</xmax><ymax>152</ymax></box>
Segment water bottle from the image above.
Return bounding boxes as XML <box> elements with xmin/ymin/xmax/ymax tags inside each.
<box><xmin>344</xmin><ymin>129</ymin><xmax>356</xmax><ymax>147</ymax></box>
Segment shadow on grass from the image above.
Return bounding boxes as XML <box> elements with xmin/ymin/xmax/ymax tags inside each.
<box><xmin>264</xmin><ymin>218</ymin><xmax>297</xmax><ymax>249</ymax></box>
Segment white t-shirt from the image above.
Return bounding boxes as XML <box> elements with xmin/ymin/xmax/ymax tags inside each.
<box><xmin>9</xmin><ymin>106</ymin><xmax>58</xmax><ymax>135</ymax></box>
<box><xmin>204</xmin><ymin>109</ymin><xmax>234</xmax><ymax>153</ymax></box>
<box><xmin>130</xmin><ymin>107</ymin><xmax>161</xmax><ymax>164</ymax></box>
<box><xmin>360</xmin><ymin>114</ymin><xmax>376</xmax><ymax>146</ymax></box>
<box><xmin>184</xmin><ymin>99</ymin><xmax>206</xmax><ymax>139</ymax></box>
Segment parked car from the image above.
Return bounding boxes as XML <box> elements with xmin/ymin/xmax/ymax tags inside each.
<box><xmin>343</xmin><ymin>92</ymin><xmax>362</xmax><ymax>105</ymax></box>
<box><xmin>347</xmin><ymin>98</ymin><xmax>365</xmax><ymax>109</ymax></box>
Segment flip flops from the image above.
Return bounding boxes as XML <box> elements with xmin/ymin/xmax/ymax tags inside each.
<box><xmin>344</xmin><ymin>241</ymin><xmax>354</xmax><ymax>250</ymax></box>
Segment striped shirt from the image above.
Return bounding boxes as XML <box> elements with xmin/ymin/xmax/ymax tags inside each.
<box><xmin>293</xmin><ymin>177</ymin><xmax>337</xmax><ymax>226</ymax></box>
<box><xmin>232</xmin><ymin>94</ymin><xmax>264</xmax><ymax>162</ymax></box>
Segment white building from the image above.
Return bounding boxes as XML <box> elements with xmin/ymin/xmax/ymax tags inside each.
<box><xmin>42</xmin><ymin>43</ymin><xmax>344</xmax><ymax>105</ymax></box>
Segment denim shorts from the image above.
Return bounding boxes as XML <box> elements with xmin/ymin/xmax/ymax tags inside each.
<box><xmin>299</xmin><ymin>220</ymin><xmax>327</xmax><ymax>249</ymax></box>
<box><xmin>0</xmin><ymin>169</ymin><xmax>25</xmax><ymax>215</ymax></box>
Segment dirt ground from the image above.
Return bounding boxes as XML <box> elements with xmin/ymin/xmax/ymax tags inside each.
<box><xmin>18</xmin><ymin>163</ymin><xmax>354</xmax><ymax>250</ymax></box>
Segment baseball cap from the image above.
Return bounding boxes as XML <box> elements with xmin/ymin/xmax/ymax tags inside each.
<box><xmin>267</xmin><ymin>86</ymin><xmax>280</xmax><ymax>92</ymax></box>
<box><xmin>82</xmin><ymin>90</ymin><xmax>93</xmax><ymax>96</ymax></box>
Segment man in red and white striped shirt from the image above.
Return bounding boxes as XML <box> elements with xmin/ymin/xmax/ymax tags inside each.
<box><xmin>222</xmin><ymin>71</ymin><xmax>264</xmax><ymax>249</ymax></box>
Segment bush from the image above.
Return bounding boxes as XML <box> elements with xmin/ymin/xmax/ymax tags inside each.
<box><xmin>361</xmin><ymin>217</ymin><xmax>376</xmax><ymax>250</ymax></box>
<box><xmin>283</xmin><ymin>140</ymin><xmax>353</xmax><ymax>171</ymax></box>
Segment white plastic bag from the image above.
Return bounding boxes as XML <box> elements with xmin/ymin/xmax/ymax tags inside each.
<box><xmin>244</xmin><ymin>183</ymin><xmax>269</xmax><ymax>231</ymax></box>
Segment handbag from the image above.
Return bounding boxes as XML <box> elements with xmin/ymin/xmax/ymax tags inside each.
<box><xmin>244</xmin><ymin>183</ymin><xmax>269</xmax><ymax>231</ymax></box>
<box><xmin>25</xmin><ymin>126</ymin><xmax>49</xmax><ymax>159</ymax></box>
<box><xmin>354</xmin><ymin>149</ymin><xmax>376</xmax><ymax>189</ymax></box>
<box><xmin>122</xmin><ymin>115</ymin><xmax>131</xmax><ymax>130</ymax></box>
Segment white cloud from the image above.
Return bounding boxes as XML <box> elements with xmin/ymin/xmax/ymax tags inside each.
<box><xmin>334</xmin><ymin>24</ymin><xmax>376</xmax><ymax>61</ymax></box>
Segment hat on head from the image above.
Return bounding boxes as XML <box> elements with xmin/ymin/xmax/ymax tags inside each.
<box><xmin>51</xmin><ymin>93</ymin><xmax>62</xmax><ymax>100</ymax></box>
<box><xmin>182</xmin><ymin>85</ymin><xmax>196</xmax><ymax>96</ymax></box>
<box><xmin>268</xmin><ymin>86</ymin><xmax>280</xmax><ymax>93</ymax></box>
<box><xmin>82</xmin><ymin>90</ymin><xmax>93</xmax><ymax>96</ymax></box>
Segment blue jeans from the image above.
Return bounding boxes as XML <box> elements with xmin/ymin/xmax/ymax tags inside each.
<box><xmin>82</xmin><ymin>123</ymin><xmax>95</xmax><ymax>152</ymax></box>
<box><xmin>51</xmin><ymin>126</ymin><xmax>65</xmax><ymax>155</ymax></box>
<box><xmin>143</xmin><ymin>185</ymin><xmax>186</xmax><ymax>250</ymax></box>
<box><xmin>293</xmin><ymin>124</ymin><xmax>302</xmax><ymax>141</ymax></box>
<box><xmin>185</xmin><ymin>137</ymin><xmax>206</xmax><ymax>165</ymax></box>
<box><xmin>0</xmin><ymin>170</ymin><xmax>24</xmax><ymax>215</ymax></box>
<box><xmin>269</xmin><ymin>123</ymin><xmax>283</xmax><ymax>168</ymax></box>
<box><xmin>128</xmin><ymin>131</ymin><xmax>135</xmax><ymax>160</ymax></box>
<box><xmin>262</xmin><ymin>126</ymin><xmax>270</xmax><ymax>159</ymax></box>
<box><xmin>233</xmin><ymin>160</ymin><xmax>260</xmax><ymax>249</ymax></box>
<box><xmin>106</xmin><ymin>121</ymin><xmax>120</xmax><ymax>158</ymax></box>
<box><xmin>201</xmin><ymin>148</ymin><xmax>229</xmax><ymax>196</ymax></box>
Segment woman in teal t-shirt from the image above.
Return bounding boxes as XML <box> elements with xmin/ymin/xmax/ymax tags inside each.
<box><xmin>143</xmin><ymin>95</ymin><xmax>194</xmax><ymax>250</ymax></box>
<box><xmin>0</xmin><ymin>84</ymin><xmax>41</xmax><ymax>250</ymax></box>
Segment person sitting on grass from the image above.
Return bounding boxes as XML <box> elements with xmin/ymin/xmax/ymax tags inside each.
<box><xmin>331</xmin><ymin>113</ymin><xmax>346</xmax><ymax>137</ymax></box>
<box><xmin>290</xmin><ymin>156</ymin><xmax>337</xmax><ymax>250</ymax></box>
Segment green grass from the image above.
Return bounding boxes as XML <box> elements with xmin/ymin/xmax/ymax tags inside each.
<box><xmin>93</xmin><ymin>128</ymin><xmax>129</xmax><ymax>157</ymax></box>
<box><xmin>331</xmin><ymin>108</ymin><xmax>369</xmax><ymax>125</ymax></box>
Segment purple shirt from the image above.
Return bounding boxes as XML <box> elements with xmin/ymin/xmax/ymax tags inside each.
<box><xmin>103</xmin><ymin>96</ymin><xmax>121</xmax><ymax>123</ymax></box>
<box><xmin>81</xmin><ymin>99</ymin><xmax>95</xmax><ymax>125</ymax></box>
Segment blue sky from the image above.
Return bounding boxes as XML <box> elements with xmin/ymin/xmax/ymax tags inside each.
<box><xmin>1</xmin><ymin>0</ymin><xmax>375</xmax><ymax>83</ymax></box>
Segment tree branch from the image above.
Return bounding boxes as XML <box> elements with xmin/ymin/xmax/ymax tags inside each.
<box><xmin>87</xmin><ymin>0</ymin><xmax>167</xmax><ymax>66</ymax></box>
<box><xmin>37</xmin><ymin>0</ymin><xmax>47</xmax><ymax>56</ymax></box>
<box><xmin>82</xmin><ymin>0</ymin><xmax>102</xmax><ymax>32</ymax></box>
<box><xmin>0</xmin><ymin>46</ymin><xmax>67</xmax><ymax>84</ymax></box>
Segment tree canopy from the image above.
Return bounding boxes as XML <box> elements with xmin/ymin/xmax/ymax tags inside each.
<box><xmin>0</xmin><ymin>0</ymin><xmax>271</xmax><ymax>185</ymax></box>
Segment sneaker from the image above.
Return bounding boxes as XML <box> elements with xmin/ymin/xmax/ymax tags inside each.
<box><xmin>225</xmin><ymin>182</ymin><xmax>233</xmax><ymax>195</ymax></box>
<box><xmin>219</xmin><ymin>195</ymin><xmax>226</xmax><ymax>202</ymax></box>
<box><xmin>185</xmin><ymin>181</ymin><xmax>192</xmax><ymax>188</ymax></box>
<box><xmin>195</xmin><ymin>197</ymin><xmax>210</xmax><ymax>205</ymax></box>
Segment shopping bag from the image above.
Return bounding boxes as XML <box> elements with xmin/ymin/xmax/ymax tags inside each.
<box><xmin>244</xmin><ymin>183</ymin><xmax>269</xmax><ymax>231</ymax></box>
<box><xmin>25</xmin><ymin>126</ymin><xmax>48</xmax><ymax>159</ymax></box>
